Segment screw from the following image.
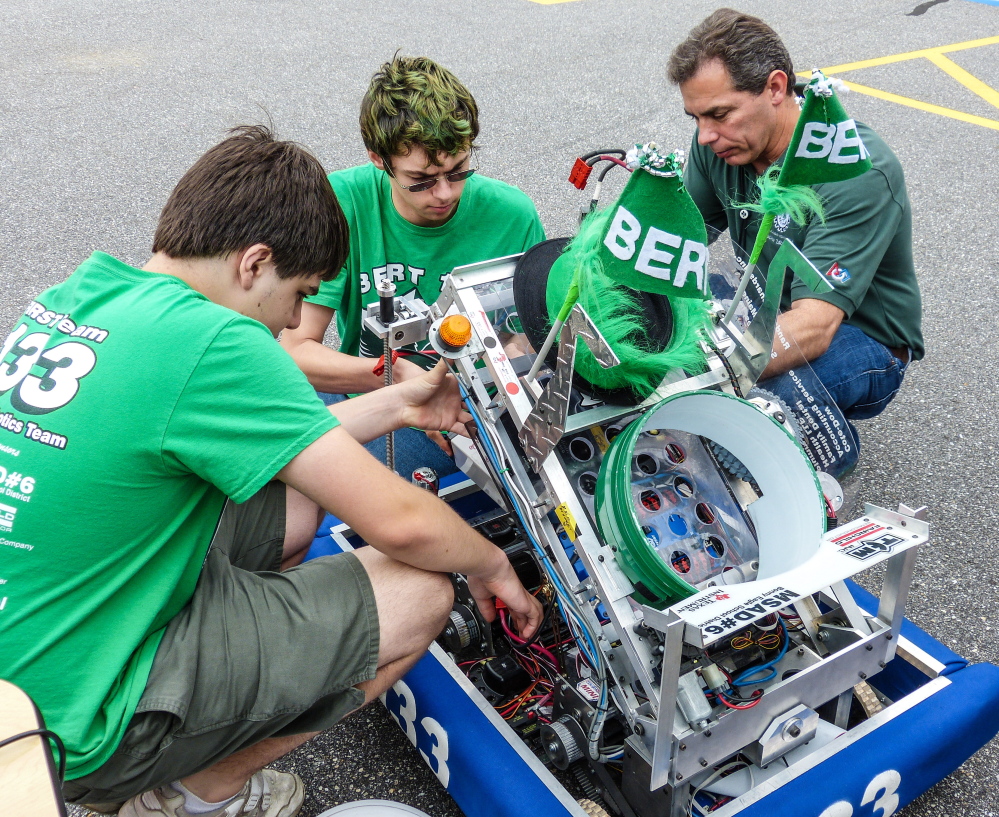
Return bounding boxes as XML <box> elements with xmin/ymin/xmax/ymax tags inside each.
<box><xmin>879</xmin><ymin>661</ymin><xmax>886</xmax><ymax>668</ymax></box>
<box><xmin>704</xmin><ymin>730</ymin><xmax>712</xmax><ymax>738</ymax></box>
<box><xmin>547</xmin><ymin>741</ymin><xmax>560</xmax><ymax>754</ymax></box>
<box><xmin>598</xmin><ymin>555</ymin><xmax>605</xmax><ymax>562</ymax></box>
<box><xmin>797</xmin><ymin>648</ymin><xmax>805</xmax><ymax>656</ymax></box>
<box><xmin>394</xmin><ymin>330</ymin><xmax>405</xmax><ymax>341</ymax></box>
<box><xmin>676</xmin><ymin>773</ymin><xmax>684</xmax><ymax>781</ymax></box>
<box><xmin>700</xmin><ymin>759</ymin><xmax>708</xmax><ymax>768</ymax></box>
<box><xmin>816</xmin><ymin>630</ymin><xmax>829</xmax><ymax>642</ymax></box>
<box><xmin>866</xmin><ymin>645</ymin><xmax>873</xmax><ymax>651</ymax></box>
<box><xmin>774</xmin><ymin>411</ymin><xmax>786</xmax><ymax>423</ymax></box>
<box><xmin>886</xmin><ymin>634</ymin><xmax>893</xmax><ymax>641</ymax></box>
<box><xmin>634</xmin><ymin>723</ymin><xmax>645</xmax><ymax>736</ymax></box>
<box><xmin>608</xmin><ymin>653</ymin><xmax>615</xmax><ymax>661</ymax></box>
<box><xmin>859</xmin><ymin>672</ymin><xmax>867</xmax><ymax>679</ymax></box>
<box><xmin>679</xmin><ymin>743</ymin><xmax>686</xmax><ymax>751</ymax></box>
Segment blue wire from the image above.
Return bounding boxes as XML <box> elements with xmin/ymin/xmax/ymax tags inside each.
<box><xmin>459</xmin><ymin>387</ymin><xmax>602</xmax><ymax>669</ymax></box>
<box><xmin>731</xmin><ymin>618</ymin><xmax>789</xmax><ymax>687</ymax></box>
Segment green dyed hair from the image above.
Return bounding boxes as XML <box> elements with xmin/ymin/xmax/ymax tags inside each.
<box><xmin>738</xmin><ymin>166</ymin><xmax>827</xmax><ymax>226</ymax></box>
<box><xmin>360</xmin><ymin>55</ymin><xmax>479</xmax><ymax>167</ymax></box>
<box><xmin>557</xmin><ymin>207</ymin><xmax>714</xmax><ymax>400</ymax></box>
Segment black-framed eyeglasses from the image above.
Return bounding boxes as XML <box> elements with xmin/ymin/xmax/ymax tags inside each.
<box><xmin>388</xmin><ymin>164</ymin><xmax>476</xmax><ymax>193</ymax></box>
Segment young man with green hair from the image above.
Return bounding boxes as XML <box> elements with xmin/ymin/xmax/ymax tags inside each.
<box><xmin>280</xmin><ymin>55</ymin><xmax>545</xmax><ymax>475</ymax></box>
<box><xmin>0</xmin><ymin>126</ymin><xmax>541</xmax><ymax>817</ymax></box>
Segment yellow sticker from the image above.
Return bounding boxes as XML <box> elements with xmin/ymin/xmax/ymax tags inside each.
<box><xmin>590</xmin><ymin>425</ymin><xmax>610</xmax><ymax>454</ymax></box>
<box><xmin>555</xmin><ymin>503</ymin><xmax>579</xmax><ymax>542</ymax></box>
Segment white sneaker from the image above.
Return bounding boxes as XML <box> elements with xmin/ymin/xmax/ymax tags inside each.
<box><xmin>118</xmin><ymin>769</ymin><xmax>304</xmax><ymax>817</ymax></box>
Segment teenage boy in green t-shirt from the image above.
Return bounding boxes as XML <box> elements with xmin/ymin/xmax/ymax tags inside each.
<box><xmin>0</xmin><ymin>126</ymin><xmax>541</xmax><ymax>817</ymax></box>
<box><xmin>667</xmin><ymin>10</ymin><xmax>923</xmax><ymax>477</ymax></box>
<box><xmin>280</xmin><ymin>55</ymin><xmax>545</xmax><ymax>475</ymax></box>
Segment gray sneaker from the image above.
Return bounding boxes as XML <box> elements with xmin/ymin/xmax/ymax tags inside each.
<box><xmin>118</xmin><ymin>769</ymin><xmax>304</xmax><ymax>817</ymax></box>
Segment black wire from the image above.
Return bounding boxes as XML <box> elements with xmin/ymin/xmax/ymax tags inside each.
<box><xmin>596</xmin><ymin>160</ymin><xmax>623</xmax><ymax>182</ymax></box>
<box><xmin>0</xmin><ymin>727</ymin><xmax>66</xmax><ymax>782</ymax></box>
<box><xmin>580</xmin><ymin>148</ymin><xmax>625</xmax><ymax>162</ymax></box>
<box><xmin>707</xmin><ymin>340</ymin><xmax>744</xmax><ymax>399</ymax></box>
<box><xmin>521</xmin><ymin>583</ymin><xmax>554</xmax><ymax>648</ymax></box>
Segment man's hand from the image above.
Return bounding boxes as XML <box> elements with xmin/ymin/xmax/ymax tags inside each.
<box><xmin>467</xmin><ymin>564</ymin><xmax>544</xmax><ymax>640</ymax></box>
<box><xmin>385</xmin><ymin>355</ymin><xmax>426</xmax><ymax>383</ymax></box>
<box><xmin>425</xmin><ymin>430</ymin><xmax>454</xmax><ymax>457</ymax></box>
<box><xmin>396</xmin><ymin>359</ymin><xmax>472</xmax><ymax>438</ymax></box>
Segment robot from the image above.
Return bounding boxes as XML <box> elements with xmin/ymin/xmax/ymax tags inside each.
<box><xmin>310</xmin><ymin>146</ymin><xmax>999</xmax><ymax>817</ymax></box>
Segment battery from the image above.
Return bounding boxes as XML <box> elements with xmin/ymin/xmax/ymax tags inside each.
<box><xmin>412</xmin><ymin>467</ymin><xmax>439</xmax><ymax>494</ymax></box>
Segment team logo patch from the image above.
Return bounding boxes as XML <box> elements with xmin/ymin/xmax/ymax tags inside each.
<box><xmin>841</xmin><ymin>533</ymin><xmax>905</xmax><ymax>561</ymax></box>
<box><xmin>774</xmin><ymin>213</ymin><xmax>791</xmax><ymax>232</ymax></box>
<box><xmin>826</xmin><ymin>262</ymin><xmax>851</xmax><ymax>283</ymax></box>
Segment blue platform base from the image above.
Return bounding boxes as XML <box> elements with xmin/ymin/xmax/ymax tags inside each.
<box><xmin>306</xmin><ymin>505</ymin><xmax>999</xmax><ymax>817</ymax></box>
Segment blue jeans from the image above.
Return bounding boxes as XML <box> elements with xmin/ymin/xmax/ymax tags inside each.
<box><xmin>319</xmin><ymin>392</ymin><xmax>460</xmax><ymax>480</ymax></box>
<box><xmin>755</xmin><ymin>324</ymin><xmax>909</xmax><ymax>479</ymax></box>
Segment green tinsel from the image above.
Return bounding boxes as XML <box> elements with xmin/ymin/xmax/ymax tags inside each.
<box><xmin>550</xmin><ymin>208</ymin><xmax>713</xmax><ymax>400</ymax></box>
<box><xmin>738</xmin><ymin>166</ymin><xmax>827</xmax><ymax>227</ymax></box>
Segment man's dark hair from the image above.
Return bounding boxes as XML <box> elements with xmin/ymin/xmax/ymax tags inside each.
<box><xmin>359</xmin><ymin>55</ymin><xmax>479</xmax><ymax>169</ymax></box>
<box><xmin>152</xmin><ymin>125</ymin><xmax>348</xmax><ymax>281</ymax></box>
<box><xmin>667</xmin><ymin>8</ymin><xmax>794</xmax><ymax>95</ymax></box>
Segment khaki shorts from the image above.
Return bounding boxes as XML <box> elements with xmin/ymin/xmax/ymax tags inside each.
<box><xmin>64</xmin><ymin>482</ymin><xmax>380</xmax><ymax>804</ymax></box>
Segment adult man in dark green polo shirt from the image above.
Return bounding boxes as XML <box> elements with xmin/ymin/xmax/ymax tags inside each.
<box><xmin>668</xmin><ymin>9</ymin><xmax>923</xmax><ymax>476</ymax></box>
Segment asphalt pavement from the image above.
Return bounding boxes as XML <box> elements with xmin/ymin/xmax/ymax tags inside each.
<box><xmin>2</xmin><ymin>0</ymin><xmax>998</xmax><ymax>815</ymax></box>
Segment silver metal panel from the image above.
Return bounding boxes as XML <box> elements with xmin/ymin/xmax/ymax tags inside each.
<box><xmin>709</xmin><ymin>676</ymin><xmax>952</xmax><ymax>816</ymax></box>
<box><xmin>670</xmin><ymin>625</ymin><xmax>895</xmax><ymax>779</ymax></box>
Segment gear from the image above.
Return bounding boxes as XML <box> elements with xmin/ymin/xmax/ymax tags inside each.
<box><xmin>577</xmin><ymin>798</ymin><xmax>613</xmax><ymax>817</ymax></box>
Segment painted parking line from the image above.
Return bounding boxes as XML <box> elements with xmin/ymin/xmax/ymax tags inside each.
<box><xmin>816</xmin><ymin>35</ymin><xmax>999</xmax><ymax>130</ymax></box>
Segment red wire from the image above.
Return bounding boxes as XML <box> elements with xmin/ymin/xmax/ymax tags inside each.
<box><xmin>595</xmin><ymin>155</ymin><xmax>631</xmax><ymax>171</ymax></box>
<box><xmin>717</xmin><ymin>690</ymin><xmax>763</xmax><ymax>710</ymax></box>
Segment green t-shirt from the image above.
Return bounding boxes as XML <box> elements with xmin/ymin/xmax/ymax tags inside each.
<box><xmin>308</xmin><ymin>163</ymin><xmax>546</xmax><ymax>360</ymax></box>
<box><xmin>0</xmin><ymin>252</ymin><xmax>338</xmax><ymax>777</ymax></box>
<box><xmin>685</xmin><ymin>121</ymin><xmax>924</xmax><ymax>359</ymax></box>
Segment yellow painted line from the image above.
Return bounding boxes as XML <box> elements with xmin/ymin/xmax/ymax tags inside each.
<box><xmin>924</xmin><ymin>51</ymin><xmax>999</xmax><ymax>109</ymax></box>
<box><xmin>820</xmin><ymin>35</ymin><xmax>999</xmax><ymax>73</ymax></box>
<box><xmin>837</xmin><ymin>79</ymin><xmax>999</xmax><ymax>131</ymax></box>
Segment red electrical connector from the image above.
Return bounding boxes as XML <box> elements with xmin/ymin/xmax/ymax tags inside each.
<box><xmin>568</xmin><ymin>157</ymin><xmax>592</xmax><ymax>190</ymax></box>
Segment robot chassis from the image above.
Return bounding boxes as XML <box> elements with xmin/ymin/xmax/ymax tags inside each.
<box><xmin>339</xmin><ymin>244</ymin><xmax>983</xmax><ymax>817</ymax></box>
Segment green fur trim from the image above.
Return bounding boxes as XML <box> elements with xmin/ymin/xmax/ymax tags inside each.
<box><xmin>551</xmin><ymin>209</ymin><xmax>713</xmax><ymax>400</ymax></box>
<box><xmin>737</xmin><ymin>166</ymin><xmax>827</xmax><ymax>226</ymax></box>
